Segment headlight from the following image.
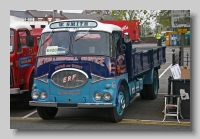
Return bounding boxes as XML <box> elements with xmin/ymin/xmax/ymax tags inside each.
<box><xmin>31</xmin><ymin>92</ymin><xmax>39</xmax><ymax>100</ymax></box>
<box><xmin>40</xmin><ymin>92</ymin><xmax>47</xmax><ymax>100</ymax></box>
<box><xmin>94</xmin><ymin>92</ymin><xmax>102</xmax><ymax>101</ymax></box>
<box><xmin>103</xmin><ymin>92</ymin><xmax>111</xmax><ymax>101</ymax></box>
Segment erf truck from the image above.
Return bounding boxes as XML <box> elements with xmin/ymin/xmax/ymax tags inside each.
<box><xmin>100</xmin><ymin>20</ymin><xmax>140</xmax><ymax>43</ymax></box>
<box><xmin>10</xmin><ymin>16</ymin><xmax>43</xmax><ymax>109</ymax></box>
<box><xmin>29</xmin><ymin>19</ymin><xmax>166</xmax><ymax>122</ymax></box>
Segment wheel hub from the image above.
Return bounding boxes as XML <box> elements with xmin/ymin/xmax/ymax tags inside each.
<box><xmin>120</xmin><ymin>97</ymin><xmax>125</xmax><ymax>110</ymax></box>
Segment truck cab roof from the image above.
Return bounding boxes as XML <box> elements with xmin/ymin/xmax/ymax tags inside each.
<box><xmin>10</xmin><ymin>16</ymin><xmax>32</xmax><ymax>31</ymax></box>
<box><xmin>42</xmin><ymin>19</ymin><xmax>122</xmax><ymax>33</ymax></box>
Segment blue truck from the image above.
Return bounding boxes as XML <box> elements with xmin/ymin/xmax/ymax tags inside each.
<box><xmin>28</xmin><ymin>19</ymin><xmax>166</xmax><ymax>123</ymax></box>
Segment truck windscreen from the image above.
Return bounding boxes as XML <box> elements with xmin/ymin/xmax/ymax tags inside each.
<box><xmin>38</xmin><ymin>31</ymin><xmax>70</xmax><ymax>56</ymax></box>
<box><xmin>72</xmin><ymin>31</ymin><xmax>111</xmax><ymax>56</ymax></box>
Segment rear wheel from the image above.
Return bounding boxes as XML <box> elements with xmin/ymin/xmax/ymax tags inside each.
<box><xmin>109</xmin><ymin>86</ymin><xmax>126</xmax><ymax>123</ymax></box>
<box><xmin>37</xmin><ymin>107</ymin><xmax>58</xmax><ymax>120</ymax></box>
<box><xmin>140</xmin><ymin>85</ymin><xmax>148</xmax><ymax>99</ymax></box>
<box><xmin>147</xmin><ymin>70</ymin><xmax>158</xmax><ymax>100</ymax></box>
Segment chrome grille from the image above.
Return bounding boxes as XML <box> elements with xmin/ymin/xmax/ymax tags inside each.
<box><xmin>10</xmin><ymin>68</ymin><xmax>13</xmax><ymax>87</ymax></box>
<box><xmin>51</xmin><ymin>68</ymin><xmax>88</xmax><ymax>89</ymax></box>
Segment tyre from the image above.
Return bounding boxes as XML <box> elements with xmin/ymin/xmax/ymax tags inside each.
<box><xmin>147</xmin><ymin>70</ymin><xmax>158</xmax><ymax>100</ymax></box>
<box><xmin>140</xmin><ymin>85</ymin><xmax>148</xmax><ymax>99</ymax></box>
<box><xmin>109</xmin><ymin>86</ymin><xmax>126</xmax><ymax>123</ymax></box>
<box><xmin>22</xmin><ymin>73</ymin><xmax>35</xmax><ymax>110</ymax></box>
<box><xmin>37</xmin><ymin>107</ymin><xmax>58</xmax><ymax>120</ymax></box>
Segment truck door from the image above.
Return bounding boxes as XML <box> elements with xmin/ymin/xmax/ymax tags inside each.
<box><xmin>16</xmin><ymin>30</ymin><xmax>33</xmax><ymax>88</ymax></box>
<box><xmin>113</xmin><ymin>31</ymin><xmax>127</xmax><ymax>75</ymax></box>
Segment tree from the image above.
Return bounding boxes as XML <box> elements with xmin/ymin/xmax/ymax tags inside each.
<box><xmin>83</xmin><ymin>10</ymin><xmax>160</xmax><ymax>31</ymax></box>
<box><xmin>110</xmin><ymin>10</ymin><xmax>159</xmax><ymax>26</ymax></box>
<box><xmin>156</xmin><ymin>10</ymin><xmax>172</xmax><ymax>31</ymax></box>
<box><xmin>86</xmin><ymin>10</ymin><xmax>159</xmax><ymax>26</ymax></box>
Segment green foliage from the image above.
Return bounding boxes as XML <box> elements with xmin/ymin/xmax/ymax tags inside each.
<box><xmin>156</xmin><ymin>10</ymin><xmax>171</xmax><ymax>30</ymax></box>
<box><xmin>140</xmin><ymin>36</ymin><xmax>155</xmax><ymax>38</ymax></box>
<box><xmin>110</xmin><ymin>10</ymin><xmax>158</xmax><ymax>26</ymax></box>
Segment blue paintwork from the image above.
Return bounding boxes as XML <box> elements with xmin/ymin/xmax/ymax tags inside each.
<box><xmin>33</xmin><ymin>74</ymin><xmax>129</xmax><ymax>106</ymax></box>
<box><xmin>35</xmin><ymin>56</ymin><xmax>117</xmax><ymax>78</ymax></box>
<box><xmin>142</xmin><ymin>68</ymin><xmax>154</xmax><ymax>85</ymax></box>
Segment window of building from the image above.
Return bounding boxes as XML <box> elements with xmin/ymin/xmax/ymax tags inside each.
<box><xmin>30</xmin><ymin>25</ymin><xmax>35</xmax><ymax>28</ymax></box>
<box><xmin>28</xmin><ymin>18</ymin><xmax>33</xmax><ymax>21</ymax></box>
<box><xmin>41</xmin><ymin>25</ymin><xmax>46</xmax><ymax>28</ymax></box>
<box><xmin>48</xmin><ymin>18</ymin><xmax>52</xmax><ymax>22</ymax></box>
<box><xmin>38</xmin><ymin>18</ymin><xmax>43</xmax><ymax>21</ymax></box>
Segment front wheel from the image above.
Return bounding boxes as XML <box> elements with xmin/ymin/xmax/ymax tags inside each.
<box><xmin>37</xmin><ymin>107</ymin><xmax>58</xmax><ymax>120</ymax></box>
<box><xmin>109</xmin><ymin>86</ymin><xmax>126</xmax><ymax>123</ymax></box>
<box><xmin>147</xmin><ymin>70</ymin><xmax>158</xmax><ymax>100</ymax></box>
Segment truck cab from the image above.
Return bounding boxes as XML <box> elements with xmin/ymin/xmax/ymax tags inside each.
<box><xmin>29</xmin><ymin>19</ymin><xmax>166</xmax><ymax>122</ymax></box>
<box><xmin>10</xmin><ymin>16</ymin><xmax>42</xmax><ymax>109</ymax></box>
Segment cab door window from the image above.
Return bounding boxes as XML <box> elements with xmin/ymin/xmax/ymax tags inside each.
<box><xmin>17</xmin><ymin>30</ymin><xmax>28</xmax><ymax>52</ymax></box>
<box><xmin>113</xmin><ymin>32</ymin><xmax>122</xmax><ymax>54</ymax></box>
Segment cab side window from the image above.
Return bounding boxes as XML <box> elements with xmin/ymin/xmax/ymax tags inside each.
<box><xmin>113</xmin><ymin>32</ymin><xmax>122</xmax><ymax>54</ymax></box>
<box><xmin>18</xmin><ymin>30</ymin><xmax>28</xmax><ymax>52</ymax></box>
<box><xmin>109</xmin><ymin>34</ymin><xmax>116</xmax><ymax>58</ymax></box>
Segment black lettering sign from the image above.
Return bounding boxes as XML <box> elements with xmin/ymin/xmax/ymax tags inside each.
<box><xmin>50</xmin><ymin>21</ymin><xmax>97</xmax><ymax>29</ymax></box>
<box><xmin>71</xmin><ymin>22</ymin><xmax>75</xmax><ymax>26</ymax></box>
<box><xmin>59</xmin><ymin>22</ymin><xmax>64</xmax><ymax>26</ymax></box>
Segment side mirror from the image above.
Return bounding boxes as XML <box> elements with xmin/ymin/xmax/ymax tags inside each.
<box><xmin>26</xmin><ymin>35</ymin><xmax>34</xmax><ymax>47</ymax></box>
<box><xmin>124</xmin><ymin>32</ymin><xmax>131</xmax><ymax>43</ymax></box>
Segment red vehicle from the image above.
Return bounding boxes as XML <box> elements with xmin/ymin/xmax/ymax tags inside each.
<box><xmin>10</xmin><ymin>16</ymin><xmax>43</xmax><ymax>109</ymax></box>
<box><xmin>100</xmin><ymin>20</ymin><xmax>140</xmax><ymax>43</ymax></box>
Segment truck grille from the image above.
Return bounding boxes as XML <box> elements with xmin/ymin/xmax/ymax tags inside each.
<box><xmin>51</xmin><ymin>68</ymin><xmax>88</xmax><ymax>89</ymax></box>
<box><xmin>10</xmin><ymin>68</ymin><xmax>13</xmax><ymax>87</ymax></box>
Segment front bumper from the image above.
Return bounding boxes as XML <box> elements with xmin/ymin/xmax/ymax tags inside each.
<box><xmin>10</xmin><ymin>88</ymin><xmax>28</xmax><ymax>94</ymax></box>
<box><xmin>10</xmin><ymin>88</ymin><xmax>21</xmax><ymax>94</ymax></box>
<box><xmin>29</xmin><ymin>101</ymin><xmax>113</xmax><ymax>108</ymax></box>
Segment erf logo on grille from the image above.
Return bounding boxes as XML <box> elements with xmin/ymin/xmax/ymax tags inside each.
<box><xmin>63</xmin><ymin>74</ymin><xmax>78</xmax><ymax>83</ymax></box>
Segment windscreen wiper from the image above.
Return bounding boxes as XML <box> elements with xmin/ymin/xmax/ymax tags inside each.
<box><xmin>39</xmin><ymin>30</ymin><xmax>54</xmax><ymax>47</ymax></box>
<box><xmin>74</xmin><ymin>28</ymin><xmax>92</xmax><ymax>42</ymax></box>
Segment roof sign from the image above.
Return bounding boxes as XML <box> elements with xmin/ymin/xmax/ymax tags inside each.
<box><xmin>50</xmin><ymin>21</ymin><xmax>97</xmax><ymax>29</ymax></box>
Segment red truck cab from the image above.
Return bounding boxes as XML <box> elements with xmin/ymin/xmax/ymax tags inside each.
<box><xmin>10</xmin><ymin>16</ymin><xmax>42</xmax><ymax>109</ymax></box>
<box><xmin>100</xmin><ymin>20</ymin><xmax>140</xmax><ymax>43</ymax></box>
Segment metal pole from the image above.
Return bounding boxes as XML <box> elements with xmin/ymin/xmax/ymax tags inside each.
<box><xmin>186</xmin><ymin>53</ymin><xmax>189</xmax><ymax>66</ymax></box>
<box><xmin>172</xmin><ymin>48</ymin><xmax>175</xmax><ymax>65</ymax></box>
<box><xmin>168</xmin><ymin>76</ymin><xmax>172</xmax><ymax>104</ymax></box>
<box><xmin>179</xmin><ymin>47</ymin><xmax>181</xmax><ymax>66</ymax></box>
<box><xmin>180</xmin><ymin>33</ymin><xmax>185</xmax><ymax>66</ymax></box>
